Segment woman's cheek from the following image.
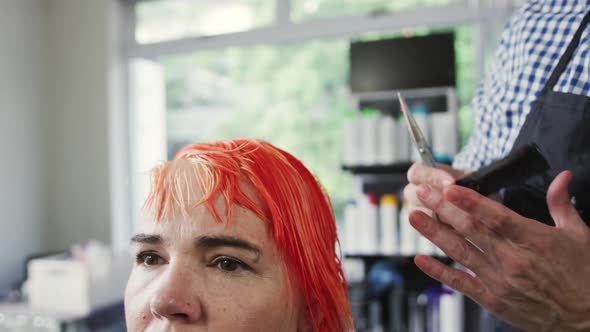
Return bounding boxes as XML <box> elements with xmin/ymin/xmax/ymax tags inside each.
<box><xmin>124</xmin><ymin>269</ymin><xmax>157</xmax><ymax>330</ymax></box>
<box><xmin>206</xmin><ymin>275</ymin><xmax>298</xmax><ymax>330</ymax></box>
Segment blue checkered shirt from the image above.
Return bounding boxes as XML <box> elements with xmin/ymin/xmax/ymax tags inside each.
<box><xmin>454</xmin><ymin>0</ymin><xmax>590</xmax><ymax>171</ymax></box>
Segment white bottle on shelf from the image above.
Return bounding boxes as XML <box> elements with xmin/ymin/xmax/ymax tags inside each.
<box><xmin>379</xmin><ymin>194</ymin><xmax>399</xmax><ymax>255</ymax></box>
<box><xmin>395</xmin><ymin>116</ymin><xmax>411</xmax><ymax>162</ymax></box>
<box><xmin>360</xmin><ymin>108</ymin><xmax>379</xmax><ymax>165</ymax></box>
<box><xmin>399</xmin><ymin>201</ymin><xmax>416</xmax><ymax>255</ymax></box>
<box><xmin>343</xmin><ymin>201</ymin><xmax>358</xmax><ymax>254</ymax></box>
<box><xmin>378</xmin><ymin>114</ymin><xmax>396</xmax><ymax>165</ymax></box>
<box><xmin>440</xmin><ymin>287</ymin><xmax>464</xmax><ymax>332</ymax></box>
<box><xmin>343</xmin><ymin>113</ymin><xmax>361</xmax><ymax>166</ymax></box>
<box><xmin>431</xmin><ymin>111</ymin><xmax>457</xmax><ymax>163</ymax></box>
<box><xmin>359</xmin><ymin>193</ymin><xmax>379</xmax><ymax>254</ymax></box>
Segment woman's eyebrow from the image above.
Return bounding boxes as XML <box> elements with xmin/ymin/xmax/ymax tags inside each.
<box><xmin>195</xmin><ymin>235</ymin><xmax>261</xmax><ymax>258</ymax></box>
<box><xmin>130</xmin><ymin>233</ymin><xmax>162</xmax><ymax>244</ymax></box>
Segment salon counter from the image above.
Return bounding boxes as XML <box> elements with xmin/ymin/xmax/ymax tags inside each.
<box><xmin>0</xmin><ymin>301</ymin><xmax>125</xmax><ymax>332</ymax></box>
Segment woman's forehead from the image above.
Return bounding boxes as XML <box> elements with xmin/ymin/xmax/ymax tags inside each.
<box><xmin>138</xmin><ymin>194</ymin><xmax>271</xmax><ymax>245</ymax></box>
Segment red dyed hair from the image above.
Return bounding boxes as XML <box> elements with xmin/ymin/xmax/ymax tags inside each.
<box><xmin>144</xmin><ymin>138</ymin><xmax>353</xmax><ymax>331</ymax></box>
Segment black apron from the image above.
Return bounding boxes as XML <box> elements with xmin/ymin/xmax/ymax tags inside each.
<box><xmin>490</xmin><ymin>9</ymin><xmax>590</xmax><ymax>332</ymax></box>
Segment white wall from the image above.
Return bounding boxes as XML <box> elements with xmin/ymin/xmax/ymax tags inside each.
<box><xmin>0</xmin><ymin>0</ymin><xmax>125</xmax><ymax>288</ymax></box>
<box><xmin>0</xmin><ymin>0</ymin><xmax>49</xmax><ymax>289</ymax></box>
<box><xmin>46</xmin><ymin>0</ymin><xmax>122</xmax><ymax>251</ymax></box>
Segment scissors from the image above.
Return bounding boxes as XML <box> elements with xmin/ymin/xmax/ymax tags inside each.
<box><xmin>397</xmin><ymin>92</ymin><xmax>437</xmax><ymax>167</ymax></box>
<box><xmin>398</xmin><ymin>92</ymin><xmax>443</xmax><ymax>224</ymax></box>
<box><xmin>397</xmin><ymin>92</ymin><xmax>550</xmax><ymax>198</ymax></box>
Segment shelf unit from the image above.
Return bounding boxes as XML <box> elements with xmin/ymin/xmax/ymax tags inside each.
<box><xmin>346</xmin><ymin>254</ymin><xmax>458</xmax><ymax>332</ymax></box>
<box><xmin>351</xmin><ymin>86</ymin><xmax>458</xmax><ymax>116</ymax></box>
<box><xmin>341</xmin><ymin>161</ymin><xmax>414</xmax><ymax>175</ymax></box>
<box><xmin>346</xmin><ymin>254</ymin><xmax>452</xmax><ymax>290</ymax></box>
<box><xmin>345</xmin><ymin>85</ymin><xmax>459</xmax><ymax>196</ymax></box>
<box><xmin>342</xmin><ymin>86</ymin><xmax>466</xmax><ymax>331</ymax></box>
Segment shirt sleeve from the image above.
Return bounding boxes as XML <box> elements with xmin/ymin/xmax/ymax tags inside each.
<box><xmin>453</xmin><ymin>11</ymin><xmax>521</xmax><ymax>171</ymax></box>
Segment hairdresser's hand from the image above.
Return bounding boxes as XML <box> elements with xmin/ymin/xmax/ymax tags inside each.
<box><xmin>404</xmin><ymin>162</ymin><xmax>466</xmax><ymax>215</ymax></box>
<box><xmin>411</xmin><ymin>171</ymin><xmax>590</xmax><ymax>331</ymax></box>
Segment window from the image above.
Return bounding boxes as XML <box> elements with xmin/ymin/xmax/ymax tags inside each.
<box><xmin>135</xmin><ymin>0</ymin><xmax>275</xmax><ymax>43</ymax></box>
<box><xmin>291</xmin><ymin>0</ymin><xmax>461</xmax><ymax>22</ymax></box>
<box><xmin>160</xmin><ymin>40</ymin><xmax>355</xmax><ymax>217</ymax></box>
<box><xmin>124</xmin><ymin>0</ymin><xmax>519</xmax><ymax>229</ymax></box>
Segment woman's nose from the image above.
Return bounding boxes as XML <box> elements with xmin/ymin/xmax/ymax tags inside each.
<box><xmin>150</xmin><ymin>297</ymin><xmax>202</xmax><ymax>323</ymax></box>
<box><xmin>149</xmin><ymin>268</ymin><xmax>203</xmax><ymax>324</ymax></box>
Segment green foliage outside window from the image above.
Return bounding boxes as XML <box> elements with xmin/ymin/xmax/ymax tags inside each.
<box><xmin>155</xmin><ymin>0</ymin><xmax>477</xmax><ymax>219</ymax></box>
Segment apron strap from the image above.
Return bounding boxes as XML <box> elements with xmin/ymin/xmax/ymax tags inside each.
<box><xmin>540</xmin><ymin>10</ymin><xmax>590</xmax><ymax>95</ymax></box>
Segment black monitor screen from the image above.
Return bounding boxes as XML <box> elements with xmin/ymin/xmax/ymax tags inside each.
<box><xmin>349</xmin><ymin>33</ymin><xmax>456</xmax><ymax>93</ymax></box>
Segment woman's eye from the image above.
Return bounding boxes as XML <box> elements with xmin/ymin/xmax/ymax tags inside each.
<box><xmin>136</xmin><ymin>252</ymin><xmax>165</xmax><ymax>267</ymax></box>
<box><xmin>212</xmin><ymin>257</ymin><xmax>250</xmax><ymax>273</ymax></box>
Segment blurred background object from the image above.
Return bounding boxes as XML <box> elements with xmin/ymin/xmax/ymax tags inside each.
<box><xmin>0</xmin><ymin>0</ymin><xmax>525</xmax><ymax>330</ymax></box>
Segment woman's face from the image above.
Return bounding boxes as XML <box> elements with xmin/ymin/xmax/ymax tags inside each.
<box><xmin>124</xmin><ymin>193</ymin><xmax>309</xmax><ymax>331</ymax></box>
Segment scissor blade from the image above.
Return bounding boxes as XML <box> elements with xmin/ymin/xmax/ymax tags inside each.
<box><xmin>398</xmin><ymin>92</ymin><xmax>437</xmax><ymax>167</ymax></box>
